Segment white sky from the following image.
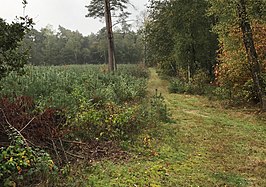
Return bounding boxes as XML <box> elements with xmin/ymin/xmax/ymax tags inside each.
<box><xmin>0</xmin><ymin>0</ymin><xmax>148</xmax><ymax>36</ymax></box>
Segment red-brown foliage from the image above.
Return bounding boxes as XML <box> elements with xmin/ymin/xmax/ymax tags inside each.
<box><xmin>0</xmin><ymin>96</ymin><xmax>66</xmax><ymax>146</ymax></box>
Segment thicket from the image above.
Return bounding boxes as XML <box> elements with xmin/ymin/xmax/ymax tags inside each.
<box><xmin>0</xmin><ymin>64</ymin><xmax>168</xmax><ymax>186</ymax></box>
<box><xmin>145</xmin><ymin>0</ymin><xmax>266</xmax><ymax>106</ymax></box>
<box><xmin>0</xmin><ymin>14</ymin><xmax>33</xmax><ymax>80</ymax></box>
<box><xmin>209</xmin><ymin>0</ymin><xmax>266</xmax><ymax>105</ymax></box>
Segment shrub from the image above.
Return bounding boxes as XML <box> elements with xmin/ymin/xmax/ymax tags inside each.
<box><xmin>0</xmin><ymin>65</ymin><xmax>148</xmax><ymax>112</ymax></box>
<box><xmin>117</xmin><ymin>64</ymin><xmax>150</xmax><ymax>79</ymax></box>
<box><xmin>168</xmin><ymin>70</ymin><xmax>211</xmax><ymax>95</ymax></box>
<box><xmin>68</xmin><ymin>101</ymin><xmax>150</xmax><ymax>141</ymax></box>
<box><xmin>0</xmin><ymin>138</ymin><xmax>57</xmax><ymax>186</ymax></box>
<box><xmin>150</xmin><ymin>89</ymin><xmax>170</xmax><ymax>122</ymax></box>
<box><xmin>168</xmin><ymin>79</ymin><xmax>187</xmax><ymax>94</ymax></box>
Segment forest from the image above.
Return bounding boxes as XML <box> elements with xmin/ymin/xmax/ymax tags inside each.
<box><xmin>0</xmin><ymin>0</ymin><xmax>266</xmax><ymax>186</ymax></box>
<box><xmin>23</xmin><ymin>25</ymin><xmax>142</xmax><ymax>66</ymax></box>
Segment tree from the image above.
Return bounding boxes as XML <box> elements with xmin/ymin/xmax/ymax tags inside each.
<box><xmin>0</xmin><ymin>0</ymin><xmax>33</xmax><ymax>79</ymax></box>
<box><xmin>145</xmin><ymin>0</ymin><xmax>218</xmax><ymax>78</ymax></box>
<box><xmin>58</xmin><ymin>26</ymin><xmax>84</xmax><ymax>64</ymax></box>
<box><xmin>237</xmin><ymin>0</ymin><xmax>266</xmax><ymax>110</ymax></box>
<box><xmin>209</xmin><ymin>0</ymin><xmax>266</xmax><ymax>110</ymax></box>
<box><xmin>22</xmin><ymin>24</ymin><xmax>142</xmax><ymax>66</ymax></box>
<box><xmin>23</xmin><ymin>29</ymin><xmax>45</xmax><ymax>65</ymax></box>
<box><xmin>86</xmin><ymin>0</ymin><xmax>130</xmax><ymax>72</ymax></box>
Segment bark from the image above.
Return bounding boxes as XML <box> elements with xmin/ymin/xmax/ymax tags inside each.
<box><xmin>237</xmin><ymin>0</ymin><xmax>266</xmax><ymax>111</ymax></box>
<box><xmin>104</xmin><ymin>0</ymin><xmax>116</xmax><ymax>72</ymax></box>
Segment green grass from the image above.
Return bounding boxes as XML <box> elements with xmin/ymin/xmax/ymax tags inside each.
<box><xmin>60</xmin><ymin>68</ymin><xmax>266</xmax><ymax>187</ymax></box>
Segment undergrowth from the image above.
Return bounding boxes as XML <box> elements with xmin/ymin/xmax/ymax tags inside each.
<box><xmin>0</xmin><ymin>64</ymin><xmax>169</xmax><ymax>186</ymax></box>
<box><xmin>58</xmin><ymin>68</ymin><xmax>266</xmax><ymax>187</ymax></box>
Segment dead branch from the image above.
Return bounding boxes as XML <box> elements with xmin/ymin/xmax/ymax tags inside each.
<box><xmin>19</xmin><ymin>117</ymin><xmax>35</xmax><ymax>132</ymax></box>
<box><xmin>0</xmin><ymin>108</ymin><xmax>29</xmax><ymax>147</ymax></box>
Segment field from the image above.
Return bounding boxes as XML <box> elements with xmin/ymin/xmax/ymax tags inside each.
<box><xmin>0</xmin><ymin>66</ymin><xmax>266</xmax><ymax>186</ymax></box>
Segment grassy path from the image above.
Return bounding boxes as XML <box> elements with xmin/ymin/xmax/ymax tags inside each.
<box><xmin>74</xmin><ymin>69</ymin><xmax>266</xmax><ymax>187</ymax></box>
<box><xmin>146</xmin><ymin>69</ymin><xmax>266</xmax><ymax>186</ymax></box>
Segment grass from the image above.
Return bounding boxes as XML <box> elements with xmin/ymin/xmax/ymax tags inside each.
<box><xmin>60</xmin><ymin>68</ymin><xmax>266</xmax><ymax>186</ymax></box>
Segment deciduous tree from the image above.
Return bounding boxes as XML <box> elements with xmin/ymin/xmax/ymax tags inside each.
<box><xmin>0</xmin><ymin>0</ymin><xmax>33</xmax><ymax>79</ymax></box>
<box><xmin>209</xmin><ymin>0</ymin><xmax>266</xmax><ymax>110</ymax></box>
<box><xmin>145</xmin><ymin>0</ymin><xmax>218</xmax><ymax>78</ymax></box>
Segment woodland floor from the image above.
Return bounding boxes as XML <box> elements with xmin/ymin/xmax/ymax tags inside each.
<box><xmin>64</xmin><ymin>69</ymin><xmax>266</xmax><ymax>187</ymax></box>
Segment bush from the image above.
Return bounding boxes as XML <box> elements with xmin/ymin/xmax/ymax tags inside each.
<box><xmin>68</xmin><ymin>101</ymin><xmax>153</xmax><ymax>141</ymax></box>
<box><xmin>67</xmin><ymin>92</ymin><xmax>170</xmax><ymax>142</ymax></box>
<box><xmin>117</xmin><ymin>64</ymin><xmax>150</xmax><ymax>79</ymax></box>
<box><xmin>168</xmin><ymin>70</ymin><xmax>211</xmax><ymax>95</ymax></box>
<box><xmin>0</xmin><ymin>138</ymin><xmax>57</xmax><ymax>186</ymax></box>
<box><xmin>150</xmin><ymin>89</ymin><xmax>170</xmax><ymax>122</ymax></box>
<box><xmin>168</xmin><ymin>79</ymin><xmax>187</xmax><ymax>94</ymax></box>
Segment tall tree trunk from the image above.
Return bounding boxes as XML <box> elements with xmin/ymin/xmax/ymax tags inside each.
<box><xmin>237</xmin><ymin>0</ymin><xmax>266</xmax><ymax>111</ymax></box>
<box><xmin>104</xmin><ymin>0</ymin><xmax>116</xmax><ymax>72</ymax></box>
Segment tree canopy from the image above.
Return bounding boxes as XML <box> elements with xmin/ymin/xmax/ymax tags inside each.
<box><xmin>144</xmin><ymin>0</ymin><xmax>266</xmax><ymax>108</ymax></box>
<box><xmin>22</xmin><ymin>25</ymin><xmax>142</xmax><ymax>66</ymax></box>
<box><xmin>0</xmin><ymin>1</ymin><xmax>33</xmax><ymax>79</ymax></box>
<box><xmin>145</xmin><ymin>0</ymin><xmax>218</xmax><ymax>78</ymax></box>
<box><xmin>85</xmin><ymin>0</ymin><xmax>130</xmax><ymax>19</ymax></box>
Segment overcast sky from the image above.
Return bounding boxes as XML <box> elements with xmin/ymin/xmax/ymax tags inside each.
<box><xmin>0</xmin><ymin>0</ymin><xmax>148</xmax><ymax>35</ymax></box>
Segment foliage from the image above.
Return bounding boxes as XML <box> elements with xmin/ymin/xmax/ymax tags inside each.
<box><xmin>0</xmin><ymin>96</ymin><xmax>65</xmax><ymax>147</ymax></box>
<box><xmin>22</xmin><ymin>25</ymin><xmax>143</xmax><ymax>65</ymax></box>
<box><xmin>70</xmin><ymin>102</ymin><xmax>143</xmax><ymax>141</ymax></box>
<box><xmin>169</xmin><ymin>70</ymin><xmax>211</xmax><ymax>95</ymax></box>
<box><xmin>0</xmin><ymin>64</ymin><xmax>160</xmax><ymax>185</ymax></box>
<box><xmin>85</xmin><ymin>0</ymin><xmax>130</xmax><ymax>19</ymax></box>
<box><xmin>117</xmin><ymin>64</ymin><xmax>150</xmax><ymax>79</ymax></box>
<box><xmin>0</xmin><ymin>138</ymin><xmax>57</xmax><ymax>186</ymax></box>
<box><xmin>0</xmin><ymin>64</ymin><xmax>170</xmax><ymax>143</ymax></box>
<box><xmin>209</xmin><ymin>0</ymin><xmax>266</xmax><ymax>104</ymax></box>
<box><xmin>145</xmin><ymin>0</ymin><xmax>218</xmax><ymax>78</ymax></box>
<box><xmin>70</xmin><ymin>89</ymin><xmax>169</xmax><ymax>141</ymax></box>
<box><xmin>0</xmin><ymin>15</ymin><xmax>33</xmax><ymax>80</ymax></box>
<box><xmin>0</xmin><ymin>65</ymin><xmax>147</xmax><ymax>112</ymax></box>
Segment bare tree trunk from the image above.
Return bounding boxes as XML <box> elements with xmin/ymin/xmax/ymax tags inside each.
<box><xmin>187</xmin><ymin>64</ymin><xmax>191</xmax><ymax>83</ymax></box>
<box><xmin>237</xmin><ymin>0</ymin><xmax>266</xmax><ymax>111</ymax></box>
<box><xmin>104</xmin><ymin>0</ymin><xmax>116</xmax><ymax>72</ymax></box>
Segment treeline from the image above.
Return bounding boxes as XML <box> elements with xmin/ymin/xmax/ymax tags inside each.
<box><xmin>23</xmin><ymin>25</ymin><xmax>143</xmax><ymax>65</ymax></box>
<box><xmin>144</xmin><ymin>0</ymin><xmax>266</xmax><ymax>106</ymax></box>
<box><xmin>145</xmin><ymin>0</ymin><xmax>218</xmax><ymax>78</ymax></box>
